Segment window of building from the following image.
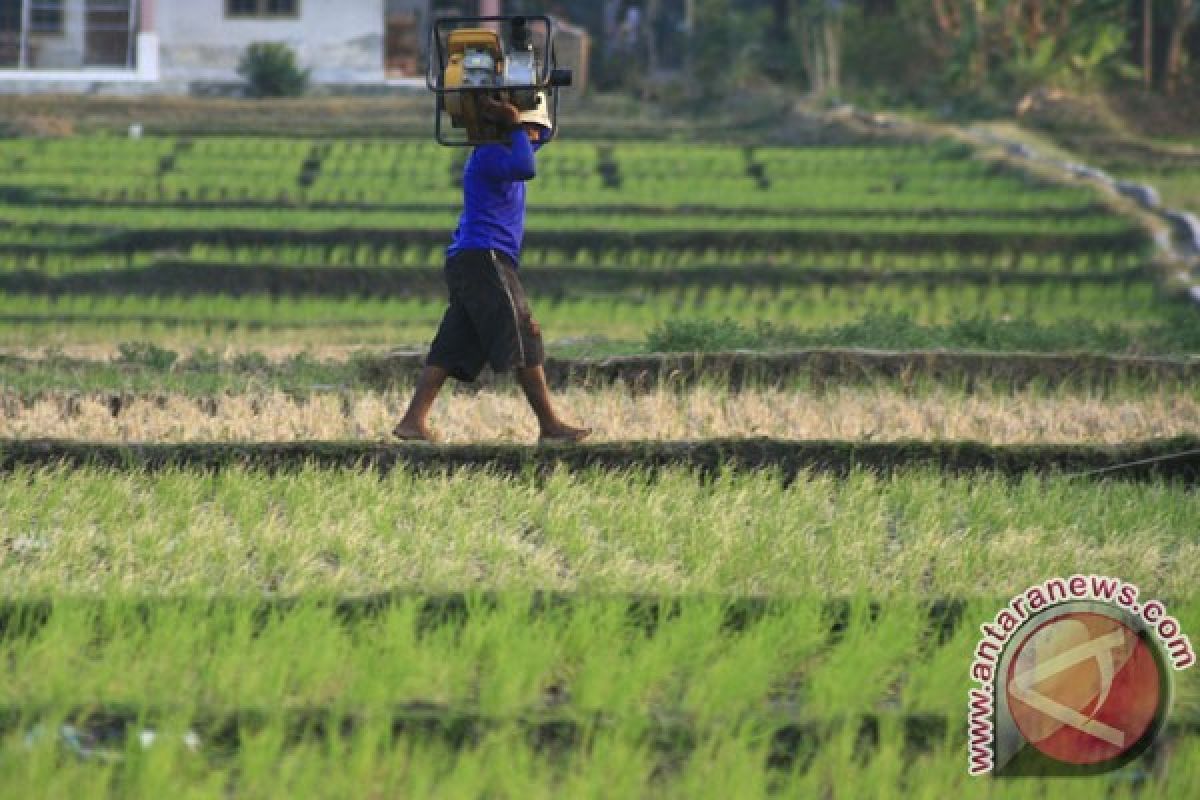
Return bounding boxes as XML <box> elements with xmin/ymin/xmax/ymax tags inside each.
<box><xmin>0</xmin><ymin>0</ymin><xmax>20</xmax><ymax>34</ymax></box>
<box><xmin>0</xmin><ymin>0</ymin><xmax>64</xmax><ymax>36</ymax></box>
<box><xmin>31</xmin><ymin>1</ymin><xmax>65</xmax><ymax>35</ymax></box>
<box><xmin>227</xmin><ymin>0</ymin><xmax>299</xmax><ymax>17</ymax></box>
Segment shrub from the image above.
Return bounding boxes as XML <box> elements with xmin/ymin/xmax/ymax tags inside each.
<box><xmin>232</xmin><ymin>351</ymin><xmax>270</xmax><ymax>373</ymax></box>
<box><xmin>644</xmin><ymin>312</ymin><xmax>1200</xmax><ymax>355</ymax></box>
<box><xmin>645</xmin><ymin>318</ymin><xmax>768</xmax><ymax>352</ymax></box>
<box><xmin>115</xmin><ymin>342</ymin><xmax>178</xmax><ymax>370</ymax></box>
<box><xmin>179</xmin><ymin>349</ymin><xmax>221</xmax><ymax>372</ymax></box>
<box><xmin>3</xmin><ymin>114</ymin><xmax>75</xmax><ymax>138</ymax></box>
<box><xmin>237</xmin><ymin>42</ymin><xmax>310</xmax><ymax>98</ymax></box>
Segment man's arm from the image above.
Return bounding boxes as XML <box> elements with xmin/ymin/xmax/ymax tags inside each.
<box><xmin>477</xmin><ymin>98</ymin><xmax>537</xmax><ymax>182</ymax></box>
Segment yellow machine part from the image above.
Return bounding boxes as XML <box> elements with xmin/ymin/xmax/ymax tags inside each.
<box><xmin>443</xmin><ymin>29</ymin><xmax>504</xmax><ymax>138</ymax></box>
<box><xmin>447</xmin><ymin>28</ymin><xmax>503</xmax><ymax>58</ymax></box>
<box><xmin>444</xmin><ymin>55</ymin><xmax>465</xmax><ymax>117</ymax></box>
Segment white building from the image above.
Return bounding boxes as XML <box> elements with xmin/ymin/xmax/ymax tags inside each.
<box><xmin>0</xmin><ymin>0</ymin><xmax>438</xmax><ymax>90</ymax></box>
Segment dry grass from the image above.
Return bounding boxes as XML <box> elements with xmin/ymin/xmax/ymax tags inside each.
<box><xmin>3</xmin><ymin>386</ymin><xmax>1198</xmax><ymax>444</ymax></box>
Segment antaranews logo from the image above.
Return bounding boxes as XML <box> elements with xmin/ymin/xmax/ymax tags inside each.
<box><xmin>967</xmin><ymin>575</ymin><xmax>1195</xmax><ymax>777</ymax></box>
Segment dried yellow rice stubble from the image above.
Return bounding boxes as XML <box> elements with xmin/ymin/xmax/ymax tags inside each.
<box><xmin>1</xmin><ymin>386</ymin><xmax>1197</xmax><ymax>444</ymax></box>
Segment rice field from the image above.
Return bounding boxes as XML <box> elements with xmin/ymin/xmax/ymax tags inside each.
<box><xmin>0</xmin><ymin>244</ymin><xmax>1145</xmax><ymax>280</ymax></box>
<box><xmin>0</xmin><ymin>466</ymin><xmax>1197</xmax><ymax>794</ymax></box>
<box><xmin>3</xmin><ymin>385</ymin><xmax>1200</xmax><ymax>445</ymax></box>
<box><xmin>0</xmin><ymin>136</ymin><xmax>1105</xmax><ymax>212</ymax></box>
<box><xmin>0</xmin><ymin>281</ymin><xmax>1177</xmax><ymax>352</ymax></box>
<box><xmin>4</xmin><ymin>721</ymin><xmax>1196</xmax><ymax>798</ymax></box>
<box><xmin>1126</xmin><ymin>171</ymin><xmax>1200</xmax><ymax>217</ymax></box>
<box><xmin>2</xmin><ymin>466</ymin><xmax>1196</xmax><ymax>598</ymax></box>
<box><xmin>0</xmin><ymin>107</ymin><xmax>1196</xmax><ymax>795</ymax></box>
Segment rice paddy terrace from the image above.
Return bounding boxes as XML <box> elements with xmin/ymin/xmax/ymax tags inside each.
<box><xmin>0</xmin><ymin>99</ymin><xmax>1197</xmax><ymax>796</ymax></box>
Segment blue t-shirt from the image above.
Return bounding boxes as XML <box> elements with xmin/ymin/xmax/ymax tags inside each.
<box><xmin>446</xmin><ymin>129</ymin><xmax>546</xmax><ymax>267</ymax></box>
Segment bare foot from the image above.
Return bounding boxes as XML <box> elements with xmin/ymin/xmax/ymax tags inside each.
<box><xmin>538</xmin><ymin>423</ymin><xmax>591</xmax><ymax>444</ymax></box>
<box><xmin>392</xmin><ymin>421</ymin><xmax>437</xmax><ymax>442</ymax></box>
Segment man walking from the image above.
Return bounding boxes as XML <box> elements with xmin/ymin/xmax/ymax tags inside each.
<box><xmin>393</xmin><ymin>97</ymin><xmax>590</xmax><ymax>443</ymax></box>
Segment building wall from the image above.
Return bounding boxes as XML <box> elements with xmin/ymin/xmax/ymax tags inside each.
<box><xmin>157</xmin><ymin>0</ymin><xmax>387</xmax><ymax>83</ymax></box>
<box><xmin>386</xmin><ymin>0</ymin><xmax>427</xmax><ymax>15</ymax></box>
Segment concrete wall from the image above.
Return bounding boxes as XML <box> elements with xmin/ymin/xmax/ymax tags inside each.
<box><xmin>157</xmin><ymin>0</ymin><xmax>387</xmax><ymax>83</ymax></box>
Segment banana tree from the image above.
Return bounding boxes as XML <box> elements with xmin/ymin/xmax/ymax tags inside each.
<box><xmin>929</xmin><ymin>0</ymin><xmax>1129</xmax><ymax>94</ymax></box>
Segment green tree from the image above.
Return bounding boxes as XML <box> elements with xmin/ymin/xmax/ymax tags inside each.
<box><xmin>689</xmin><ymin>0</ymin><xmax>771</xmax><ymax>100</ymax></box>
<box><xmin>237</xmin><ymin>42</ymin><xmax>311</xmax><ymax>98</ymax></box>
<box><xmin>1165</xmin><ymin>0</ymin><xmax>1197</xmax><ymax>96</ymax></box>
<box><xmin>788</xmin><ymin>0</ymin><xmax>848</xmax><ymax>99</ymax></box>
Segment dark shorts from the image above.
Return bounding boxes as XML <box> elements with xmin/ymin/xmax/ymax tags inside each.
<box><xmin>426</xmin><ymin>248</ymin><xmax>546</xmax><ymax>382</ymax></box>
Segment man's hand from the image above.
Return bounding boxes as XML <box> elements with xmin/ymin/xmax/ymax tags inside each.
<box><xmin>479</xmin><ymin>96</ymin><xmax>521</xmax><ymax>129</ymax></box>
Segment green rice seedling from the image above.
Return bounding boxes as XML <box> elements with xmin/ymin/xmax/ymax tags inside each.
<box><xmin>0</xmin><ymin>466</ymin><xmax>1195</xmax><ymax>599</ymax></box>
<box><xmin>803</xmin><ymin>599</ymin><xmax>926</xmax><ymax>718</ymax></box>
